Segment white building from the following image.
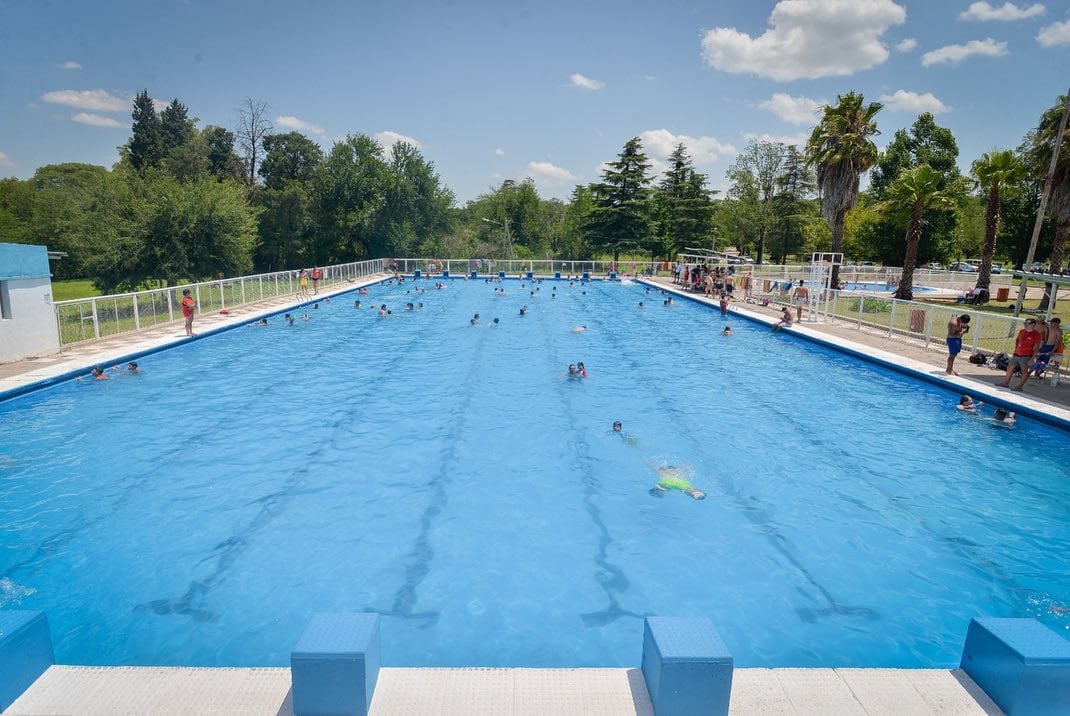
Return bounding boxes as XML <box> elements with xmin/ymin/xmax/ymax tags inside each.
<box><xmin>0</xmin><ymin>243</ymin><xmax>61</xmax><ymax>363</ymax></box>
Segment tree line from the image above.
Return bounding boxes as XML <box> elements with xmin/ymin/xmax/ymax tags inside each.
<box><xmin>0</xmin><ymin>90</ymin><xmax>1067</xmax><ymax>297</ymax></box>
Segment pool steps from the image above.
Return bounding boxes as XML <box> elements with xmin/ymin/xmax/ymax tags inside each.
<box><xmin>7</xmin><ymin>609</ymin><xmax>1070</xmax><ymax>714</ymax></box>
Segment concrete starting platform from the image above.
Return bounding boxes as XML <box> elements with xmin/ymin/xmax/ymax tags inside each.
<box><xmin>3</xmin><ymin>665</ymin><xmax>1001</xmax><ymax>716</ymax></box>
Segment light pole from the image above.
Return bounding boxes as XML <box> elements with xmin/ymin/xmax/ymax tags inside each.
<box><xmin>482</xmin><ymin>217</ymin><xmax>512</xmax><ymax>259</ymax></box>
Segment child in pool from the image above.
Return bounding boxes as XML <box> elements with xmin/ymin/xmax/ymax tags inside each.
<box><xmin>648</xmin><ymin>463</ymin><xmax>705</xmax><ymax>500</ymax></box>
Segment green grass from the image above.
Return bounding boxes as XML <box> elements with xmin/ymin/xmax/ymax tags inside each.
<box><xmin>51</xmin><ymin>279</ymin><xmax>102</xmax><ymax>301</ymax></box>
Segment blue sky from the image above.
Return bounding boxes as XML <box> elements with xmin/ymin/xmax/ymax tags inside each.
<box><xmin>1</xmin><ymin>0</ymin><xmax>1068</xmax><ymax>203</ymax></box>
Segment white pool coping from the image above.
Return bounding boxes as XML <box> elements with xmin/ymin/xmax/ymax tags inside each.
<box><xmin>3</xmin><ymin>665</ymin><xmax>1002</xmax><ymax>715</ymax></box>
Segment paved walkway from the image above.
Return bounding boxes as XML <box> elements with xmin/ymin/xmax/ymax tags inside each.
<box><xmin>5</xmin><ymin>665</ymin><xmax>1002</xmax><ymax>715</ymax></box>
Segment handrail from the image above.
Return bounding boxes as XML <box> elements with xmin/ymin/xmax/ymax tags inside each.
<box><xmin>54</xmin><ymin>259</ymin><xmax>386</xmax><ymax>346</ymax></box>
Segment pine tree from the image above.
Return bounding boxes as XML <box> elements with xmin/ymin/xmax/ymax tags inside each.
<box><xmin>128</xmin><ymin>90</ymin><xmax>163</xmax><ymax>171</ymax></box>
<box><xmin>160</xmin><ymin>99</ymin><xmax>194</xmax><ymax>153</ymax></box>
<box><xmin>655</xmin><ymin>143</ymin><xmax>716</xmax><ymax>258</ymax></box>
<box><xmin>585</xmin><ymin>137</ymin><xmax>654</xmax><ymax>262</ymax></box>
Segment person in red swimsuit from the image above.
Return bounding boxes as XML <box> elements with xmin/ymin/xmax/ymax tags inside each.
<box><xmin>181</xmin><ymin>289</ymin><xmax>196</xmax><ymax>337</ymax></box>
<box><xmin>999</xmin><ymin>319</ymin><xmax>1040</xmax><ymax>391</ymax></box>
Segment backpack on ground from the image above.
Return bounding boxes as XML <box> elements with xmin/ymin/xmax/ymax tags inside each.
<box><xmin>968</xmin><ymin>352</ymin><xmax>987</xmax><ymax>365</ymax></box>
<box><xmin>991</xmin><ymin>352</ymin><xmax>1010</xmax><ymax>371</ymax></box>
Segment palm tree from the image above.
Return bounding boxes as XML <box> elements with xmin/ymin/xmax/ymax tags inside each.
<box><xmin>806</xmin><ymin>92</ymin><xmax>882</xmax><ymax>287</ymax></box>
<box><xmin>971</xmin><ymin>150</ymin><xmax>1025</xmax><ymax>290</ymax></box>
<box><xmin>879</xmin><ymin>164</ymin><xmax>955</xmax><ymax>300</ymax></box>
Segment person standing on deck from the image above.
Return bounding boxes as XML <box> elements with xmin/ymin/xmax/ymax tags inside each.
<box><xmin>792</xmin><ymin>280</ymin><xmax>809</xmax><ymax>322</ymax></box>
<box><xmin>945</xmin><ymin>314</ymin><xmax>970</xmax><ymax>376</ymax></box>
<box><xmin>181</xmin><ymin>289</ymin><xmax>196</xmax><ymax>337</ymax></box>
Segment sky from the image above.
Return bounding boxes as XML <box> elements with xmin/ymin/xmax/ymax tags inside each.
<box><xmin>2</xmin><ymin>0</ymin><xmax>1069</xmax><ymax>204</ymax></box>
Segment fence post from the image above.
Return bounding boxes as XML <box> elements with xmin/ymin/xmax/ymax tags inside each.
<box><xmin>90</xmin><ymin>298</ymin><xmax>100</xmax><ymax>339</ymax></box>
<box><xmin>923</xmin><ymin>306</ymin><xmax>934</xmax><ymax>348</ymax></box>
<box><xmin>888</xmin><ymin>300</ymin><xmax>897</xmax><ymax>337</ymax></box>
<box><xmin>167</xmin><ymin>290</ymin><xmax>174</xmax><ymax>323</ymax></box>
<box><xmin>132</xmin><ymin>294</ymin><xmax>141</xmax><ymax>331</ymax></box>
<box><xmin>858</xmin><ymin>293</ymin><xmax>864</xmax><ymax>327</ymax></box>
<box><xmin>240</xmin><ymin>278</ymin><xmax>246</xmax><ymax>305</ymax></box>
<box><xmin>259</xmin><ymin>276</ymin><xmax>264</xmax><ymax>301</ymax></box>
<box><xmin>972</xmin><ymin>313</ymin><xmax>982</xmax><ymax>352</ymax></box>
<box><xmin>219</xmin><ymin>281</ymin><xmax>225</xmax><ymax>310</ymax></box>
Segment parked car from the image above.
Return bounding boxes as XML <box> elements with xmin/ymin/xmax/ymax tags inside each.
<box><xmin>925</xmin><ymin>262</ymin><xmax>944</xmax><ymax>270</ymax></box>
<box><xmin>1031</xmin><ymin>261</ymin><xmax>1046</xmax><ymax>272</ymax></box>
<box><xmin>949</xmin><ymin>262</ymin><xmax>977</xmax><ymax>272</ymax></box>
<box><xmin>860</xmin><ymin>261</ymin><xmax>875</xmax><ymax>267</ymax></box>
<box><xmin>991</xmin><ymin>264</ymin><xmax>1003</xmax><ymax>274</ymax></box>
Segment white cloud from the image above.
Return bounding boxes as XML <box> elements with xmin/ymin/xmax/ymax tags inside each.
<box><xmin>0</xmin><ymin>151</ymin><xmax>12</xmax><ymax>167</ymax></box>
<box><xmin>570</xmin><ymin>73</ymin><xmax>605</xmax><ymax>90</ymax></box>
<box><xmin>525</xmin><ymin>161</ymin><xmax>577</xmax><ymax>187</ymax></box>
<box><xmin>896</xmin><ymin>38</ymin><xmax>917</xmax><ymax>52</ymax></box>
<box><xmin>879</xmin><ymin>90</ymin><xmax>950</xmax><ymax>114</ymax></box>
<box><xmin>41</xmin><ymin>89</ymin><xmax>127</xmax><ymax>112</ymax></box>
<box><xmin>495</xmin><ymin>148</ymin><xmax>505</xmax><ymax>156</ymax></box>
<box><xmin>152</xmin><ymin>98</ymin><xmax>169</xmax><ymax>113</ymax></box>
<box><xmin>1037</xmin><ymin>18</ymin><xmax>1070</xmax><ymax>46</ymax></box>
<box><xmin>71</xmin><ymin>112</ymin><xmax>124</xmax><ymax>128</ymax></box>
<box><xmin>960</xmin><ymin>2</ymin><xmax>1045</xmax><ymax>21</ymax></box>
<box><xmin>742</xmin><ymin>131</ymin><xmax>811</xmax><ymax>147</ymax></box>
<box><xmin>374</xmin><ymin>130</ymin><xmax>422</xmax><ymax>150</ymax></box>
<box><xmin>58</xmin><ymin>61</ymin><xmax>82</xmax><ymax>70</ymax></box>
<box><xmin>700</xmin><ymin>0</ymin><xmax>906</xmax><ymax>81</ymax></box>
<box><xmin>275</xmin><ymin>115</ymin><xmax>325</xmax><ymax>135</ymax></box>
<box><xmin>639</xmin><ymin>129</ymin><xmax>736</xmax><ymax>168</ymax></box>
<box><xmin>921</xmin><ymin>37</ymin><xmax>1008</xmax><ymax>65</ymax></box>
<box><xmin>756</xmin><ymin>93</ymin><xmax>826</xmax><ymax>125</ymax></box>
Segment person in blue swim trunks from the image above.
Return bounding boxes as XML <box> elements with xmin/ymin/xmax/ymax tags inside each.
<box><xmin>946</xmin><ymin>314</ymin><xmax>970</xmax><ymax>375</ymax></box>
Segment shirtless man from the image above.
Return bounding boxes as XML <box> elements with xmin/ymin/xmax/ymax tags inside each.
<box><xmin>945</xmin><ymin>314</ymin><xmax>970</xmax><ymax>375</ymax></box>
<box><xmin>792</xmin><ymin>279</ymin><xmax>809</xmax><ymax>322</ymax></box>
<box><xmin>773</xmin><ymin>306</ymin><xmax>794</xmax><ymax>332</ymax></box>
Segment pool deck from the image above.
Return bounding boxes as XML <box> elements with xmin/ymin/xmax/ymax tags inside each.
<box><xmin>0</xmin><ymin>272</ymin><xmax>1060</xmax><ymax>715</ymax></box>
<box><xmin>5</xmin><ymin>664</ymin><xmax>1002</xmax><ymax>715</ymax></box>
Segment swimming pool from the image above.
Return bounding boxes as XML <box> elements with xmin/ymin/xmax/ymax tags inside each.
<box><xmin>1</xmin><ymin>278</ymin><xmax>1068</xmax><ymax>669</ymax></box>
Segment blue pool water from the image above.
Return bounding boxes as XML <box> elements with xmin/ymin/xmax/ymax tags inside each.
<box><xmin>1</xmin><ymin>278</ymin><xmax>1068</xmax><ymax>669</ymax></box>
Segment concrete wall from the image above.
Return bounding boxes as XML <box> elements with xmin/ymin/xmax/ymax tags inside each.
<box><xmin>0</xmin><ymin>244</ymin><xmax>60</xmax><ymax>363</ymax></box>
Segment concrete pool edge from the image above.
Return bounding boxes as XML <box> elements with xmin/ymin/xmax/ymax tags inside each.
<box><xmin>642</xmin><ymin>279</ymin><xmax>1070</xmax><ymax>432</ymax></box>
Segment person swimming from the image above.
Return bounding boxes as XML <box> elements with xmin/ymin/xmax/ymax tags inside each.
<box><xmin>572</xmin><ymin>325</ymin><xmax>587</xmax><ymax>332</ymax></box>
<box><xmin>957</xmin><ymin>395</ymin><xmax>980</xmax><ymax>412</ymax></box>
<box><xmin>577</xmin><ymin>361</ymin><xmax>587</xmax><ymax>377</ymax></box>
<box><xmin>722</xmin><ymin>325</ymin><xmax>733</xmax><ymax>336</ymax></box>
<box><xmin>988</xmin><ymin>407</ymin><xmax>1016</xmax><ymax>426</ymax></box>
<box><xmin>648</xmin><ymin>463</ymin><xmax>705</xmax><ymax>500</ymax></box>
<box><xmin>520</xmin><ymin>306</ymin><xmax>528</xmax><ymax>315</ymax></box>
<box><xmin>612</xmin><ymin>420</ymin><xmax>639</xmax><ymax>446</ymax></box>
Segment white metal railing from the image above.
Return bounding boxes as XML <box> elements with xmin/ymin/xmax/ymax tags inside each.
<box><xmin>734</xmin><ymin>279</ymin><xmax>1029</xmax><ymax>356</ymax></box>
<box><xmin>54</xmin><ymin>259</ymin><xmax>386</xmax><ymax>346</ymax></box>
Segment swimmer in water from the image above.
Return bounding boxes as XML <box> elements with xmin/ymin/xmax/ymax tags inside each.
<box><xmin>572</xmin><ymin>325</ymin><xmax>587</xmax><ymax>332</ymax></box>
<box><xmin>256</xmin><ymin>318</ymin><xmax>268</xmax><ymax>326</ymax></box>
<box><xmin>648</xmin><ymin>463</ymin><xmax>705</xmax><ymax>500</ymax></box>
<box><xmin>612</xmin><ymin>421</ymin><xmax>639</xmax><ymax>446</ymax></box>
<box><xmin>285</xmin><ymin>313</ymin><xmax>295</xmax><ymax>325</ymax></box>
<box><xmin>638</xmin><ymin>302</ymin><xmax>644</xmax><ymax>308</ymax></box>
<box><xmin>568</xmin><ymin>364</ymin><xmax>580</xmax><ymax>378</ymax></box>
<box><xmin>577</xmin><ymin>361</ymin><xmax>587</xmax><ymax>377</ymax></box>
<box><xmin>126</xmin><ymin>361</ymin><xmax>141</xmax><ymax>373</ymax></box>
<box><xmin>957</xmin><ymin>395</ymin><xmax>980</xmax><ymax>413</ymax></box>
<box><xmin>987</xmin><ymin>407</ymin><xmax>1016</xmax><ymax>426</ymax></box>
<box><xmin>520</xmin><ymin>306</ymin><xmax>528</xmax><ymax>315</ymax></box>
<box><xmin>722</xmin><ymin>325</ymin><xmax>733</xmax><ymax>336</ymax></box>
<box><xmin>301</xmin><ymin>313</ymin><xmax>310</xmax><ymax>321</ymax></box>
<box><xmin>90</xmin><ymin>367</ymin><xmax>108</xmax><ymax>380</ymax></box>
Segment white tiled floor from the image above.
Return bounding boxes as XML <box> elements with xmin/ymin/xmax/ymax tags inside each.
<box><xmin>4</xmin><ymin>666</ymin><xmax>1002</xmax><ymax>715</ymax></box>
